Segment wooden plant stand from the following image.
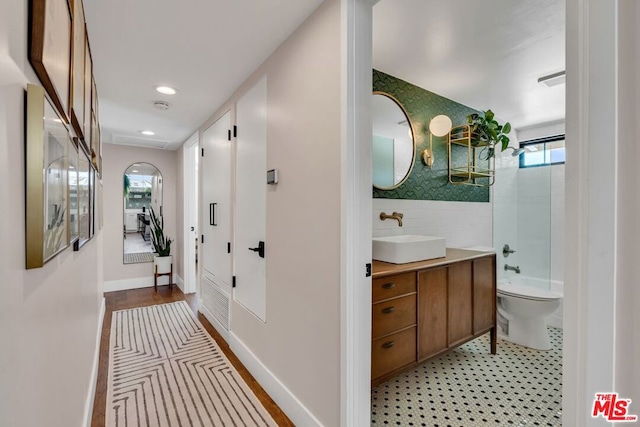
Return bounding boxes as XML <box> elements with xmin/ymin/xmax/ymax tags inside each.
<box><xmin>154</xmin><ymin>263</ymin><xmax>173</xmax><ymax>292</ymax></box>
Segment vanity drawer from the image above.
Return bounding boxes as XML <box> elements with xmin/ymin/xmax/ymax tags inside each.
<box><xmin>372</xmin><ymin>294</ymin><xmax>416</xmax><ymax>339</ymax></box>
<box><xmin>372</xmin><ymin>272</ymin><xmax>416</xmax><ymax>302</ymax></box>
<box><xmin>371</xmin><ymin>326</ymin><xmax>416</xmax><ymax>380</ymax></box>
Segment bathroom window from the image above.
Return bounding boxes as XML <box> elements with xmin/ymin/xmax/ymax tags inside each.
<box><xmin>519</xmin><ymin>135</ymin><xmax>565</xmax><ymax>168</ymax></box>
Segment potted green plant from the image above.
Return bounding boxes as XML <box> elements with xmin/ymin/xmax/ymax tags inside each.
<box><xmin>466</xmin><ymin>109</ymin><xmax>512</xmax><ymax>158</ymax></box>
<box><xmin>149</xmin><ymin>206</ymin><xmax>173</xmax><ymax>274</ymax></box>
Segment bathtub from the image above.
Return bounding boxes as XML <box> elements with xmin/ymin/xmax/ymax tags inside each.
<box><xmin>499</xmin><ymin>275</ymin><xmax>564</xmax><ymax>329</ymax></box>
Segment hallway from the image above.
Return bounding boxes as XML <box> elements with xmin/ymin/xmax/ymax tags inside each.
<box><xmin>91</xmin><ymin>287</ymin><xmax>293</xmax><ymax>426</ymax></box>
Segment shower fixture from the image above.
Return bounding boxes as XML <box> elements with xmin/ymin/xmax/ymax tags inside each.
<box><xmin>506</xmin><ymin>146</ymin><xmax>525</xmax><ymax>156</ymax></box>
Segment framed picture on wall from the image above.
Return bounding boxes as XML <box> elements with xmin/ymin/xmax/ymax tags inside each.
<box><xmin>89</xmin><ymin>165</ymin><xmax>95</xmax><ymax>238</ymax></box>
<box><xmin>25</xmin><ymin>84</ymin><xmax>70</xmax><ymax>269</ymax></box>
<box><xmin>82</xmin><ymin>31</ymin><xmax>92</xmax><ymax>154</ymax></box>
<box><xmin>29</xmin><ymin>0</ymin><xmax>72</xmax><ymax>123</ymax></box>
<box><xmin>74</xmin><ymin>143</ymin><xmax>91</xmax><ymax>250</ymax></box>
<box><xmin>69</xmin><ymin>0</ymin><xmax>86</xmax><ymax>138</ymax></box>
<box><xmin>67</xmin><ymin>136</ymin><xmax>79</xmax><ymax>245</ymax></box>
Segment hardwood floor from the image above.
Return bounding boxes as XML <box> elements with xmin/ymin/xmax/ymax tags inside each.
<box><xmin>91</xmin><ymin>285</ymin><xmax>294</xmax><ymax>427</ymax></box>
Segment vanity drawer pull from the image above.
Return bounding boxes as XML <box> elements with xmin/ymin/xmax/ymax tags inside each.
<box><xmin>382</xmin><ymin>341</ymin><xmax>395</xmax><ymax>349</ymax></box>
<box><xmin>381</xmin><ymin>307</ymin><xmax>396</xmax><ymax>314</ymax></box>
<box><xmin>382</xmin><ymin>282</ymin><xmax>396</xmax><ymax>289</ymax></box>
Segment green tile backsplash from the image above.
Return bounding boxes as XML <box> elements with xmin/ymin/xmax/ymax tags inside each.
<box><xmin>372</xmin><ymin>69</ymin><xmax>489</xmax><ymax>202</ymax></box>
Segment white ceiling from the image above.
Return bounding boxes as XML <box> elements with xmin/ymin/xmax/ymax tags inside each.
<box><xmin>83</xmin><ymin>0</ymin><xmax>324</xmax><ymax>150</ymax></box>
<box><xmin>84</xmin><ymin>0</ymin><xmax>564</xmax><ymax>151</ymax></box>
<box><xmin>373</xmin><ymin>0</ymin><xmax>565</xmax><ymax>130</ymax></box>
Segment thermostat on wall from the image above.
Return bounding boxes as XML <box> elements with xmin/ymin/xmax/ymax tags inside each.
<box><xmin>267</xmin><ymin>169</ymin><xmax>278</xmax><ymax>184</ymax></box>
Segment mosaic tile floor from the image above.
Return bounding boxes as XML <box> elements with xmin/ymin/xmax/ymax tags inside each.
<box><xmin>372</xmin><ymin>328</ymin><xmax>562</xmax><ymax>426</ymax></box>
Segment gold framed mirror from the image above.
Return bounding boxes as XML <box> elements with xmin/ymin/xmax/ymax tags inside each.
<box><xmin>372</xmin><ymin>92</ymin><xmax>416</xmax><ymax>190</ymax></box>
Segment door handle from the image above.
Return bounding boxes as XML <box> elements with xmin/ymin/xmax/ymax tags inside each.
<box><xmin>248</xmin><ymin>241</ymin><xmax>265</xmax><ymax>258</ymax></box>
<box><xmin>190</xmin><ymin>226</ymin><xmax>194</xmax><ymax>231</ymax></box>
<box><xmin>209</xmin><ymin>203</ymin><xmax>217</xmax><ymax>226</ymax></box>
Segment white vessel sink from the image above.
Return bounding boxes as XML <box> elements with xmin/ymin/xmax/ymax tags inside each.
<box><xmin>372</xmin><ymin>235</ymin><xmax>446</xmax><ymax>264</ymax></box>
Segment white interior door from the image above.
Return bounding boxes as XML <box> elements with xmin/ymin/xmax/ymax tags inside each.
<box><xmin>201</xmin><ymin>111</ymin><xmax>232</xmax><ymax>287</ymax></box>
<box><xmin>235</xmin><ymin>76</ymin><xmax>267</xmax><ymax>322</ymax></box>
<box><xmin>183</xmin><ymin>133</ymin><xmax>199</xmax><ymax>293</ymax></box>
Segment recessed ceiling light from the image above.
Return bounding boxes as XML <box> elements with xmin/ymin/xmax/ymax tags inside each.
<box><xmin>140</xmin><ymin>130</ymin><xmax>155</xmax><ymax>136</ymax></box>
<box><xmin>133</xmin><ymin>163</ymin><xmax>141</xmax><ymax>166</ymax></box>
<box><xmin>155</xmin><ymin>86</ymin><xmax>177</xmax><ymax>95</ymax></box>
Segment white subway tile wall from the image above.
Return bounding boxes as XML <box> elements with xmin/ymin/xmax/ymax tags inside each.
<box><xmin>372</xmin><ymin>198</ymin><xmax>493</xmax><ymax>249</ymax></box>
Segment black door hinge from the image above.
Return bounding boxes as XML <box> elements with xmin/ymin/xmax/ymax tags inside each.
<box><xmin>366</xmin><ymin>263</ymin><xmax>372</xmax><ymax>277</ymax></box>
<box><xmin>233</xmin><ymin>125</ymin><xmax>237</xmax><ymax>138</ymax></box>
<box><xmin>201</xmin><ymin>235</ymin><xmax>204</xmax><ymax>244</ymax></box>
<box><xmin>228</xmin><ymin>129</ymin><xmax>231</xmax><ymax>141</ymax></box>
<box><xmin>227</xmin><ymin>242</ymin><xmax>231</xmax><ymax>254</ymax></box>
<box><xmin>232</xmin><ymin>276</ymin><xmax>236</xmax><ymax>288</ymax></box>
<box><xmin>201</xmin><ymin>148</ymin><xmax>204</xmax><ymax>157</ymax></box>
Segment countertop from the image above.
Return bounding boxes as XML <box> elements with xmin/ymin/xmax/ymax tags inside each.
<box><xmin>372</xmin><ymin>248</ymin><xmax>495</xmax><ymax>278</ymax></box>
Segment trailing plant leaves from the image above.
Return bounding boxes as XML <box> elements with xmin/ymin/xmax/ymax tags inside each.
<box><xmin>465</xmin><ymin>109</ymin><xmax>512</xmax><ymax>158</ymax></box>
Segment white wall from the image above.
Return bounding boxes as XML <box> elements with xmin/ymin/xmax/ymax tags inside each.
<box><xmin>196</xmin><ymin>1</ymin><xmax>342</xmax><ymax>425</ymax></box>
<box><xmin>102</xmin><ymin>143</ymin><xmax>178</xmax><ymax>290</ymax></box>
<box><xmin>0</xmin><ymin>5</ymin><xmax>103</xmax><ymax>424</ymax></box>
<box><xmin>615</xmin><ymin>0</ymin><xmax>640</xmax><ymax>411</ymax></box>
<box><xmin>564</xmin><ymin>0</ymin><xmax>640</xmax><ymax>424</ymax></box>
<box><xmin>372</xmin><ymin>199</ymin><xmax>492</xmax><ymax>248</ymax></box>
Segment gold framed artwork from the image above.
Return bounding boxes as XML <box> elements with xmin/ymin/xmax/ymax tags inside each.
<box><xmin>29</xmin><ymin>0</ymin><xmax>72</xmax><ymax>124</ymax></box>
<box><xmin>69</xmin><ymin>0</ymin><xmax>86</xmax><ymax>139</ymax></box>
<box><xmin>25</xmin><ymin>84</ymin><xmax>70</xmax><ymax>269</ymax></box>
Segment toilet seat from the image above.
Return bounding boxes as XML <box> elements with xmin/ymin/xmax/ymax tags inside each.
<box><xmin>498</xmin><ymin>282</ymin><xmax>562</xmax><ymax>302</ymax></box>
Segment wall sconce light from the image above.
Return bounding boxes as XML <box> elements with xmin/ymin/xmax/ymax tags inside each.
<box><xmin>423</xmin><ymin>114</ymin><xmax>452</xmax><ymax>169</ymax></box>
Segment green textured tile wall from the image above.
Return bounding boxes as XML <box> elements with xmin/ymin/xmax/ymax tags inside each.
<box><xmin>372</xmin><ymin>69</ymin><xmax>489</xmax><ymax>202</ymax></box>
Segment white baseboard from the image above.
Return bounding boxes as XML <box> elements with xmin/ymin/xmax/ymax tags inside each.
<box><xmin>83</xmin><ymin>297</ymin><xmax>106</xmax><ymax>427</ymax></box>
<box><xmin>104</xmin><ymin>277</ymin><xmax>154</xmax><ymax>292</ymax></box>
<box><xmin>229</xmin><ymin>332</ymin><xmax>323</xmax><ymax>427</ymax></box>
<box><xmin>104</xmin><ymin>275</ymin><xmax>183</xmax><ymax>293</ymax></box>
<box><xmin>175</xmin><ymin>275</ymin><xmax>184</xmax><ymax>292</ymax></box>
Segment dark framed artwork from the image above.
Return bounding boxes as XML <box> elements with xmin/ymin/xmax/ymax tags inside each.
<box><xmin>67</xmin><ymin>137</ymin><xmax>79</xmax><ymax>245</ymax></box>
<box><xmin>29</xmin><ymin>0</ymin><xmax>72</xmax><ymax>123</ymax></box>
<box><xmin>95</xmin><ymin>178</ymin><xmax>103</xmax><ymax>231</ymax></box>
<box><xmin>69</xmin><ymin>0</ymin><xmax>85</xmax><ymax>138</ymax></box>
<box><xmin>89</xmin><ymin>165</ymin><xmax>95</xmax><ymax>238</ymax></box>
<box><xmin>82</xmin><ymin>31</ymin><xmax>92</xmax><ymax>153</ymax></box>
<box><xmin>74</xmin><ymin>143</ymin><xmax>91</xmax><ymax>250</ymax></box>
<box><xmin>25</xmin><ymin>84</ymin><xmax>70</xmax><ymax>269</ymax></box>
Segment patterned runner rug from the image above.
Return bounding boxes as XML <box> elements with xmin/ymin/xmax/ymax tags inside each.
<box><xmin>106</xmin><ymin>301</ymin><xmax>276</xmax><ymax>426</ymax></box>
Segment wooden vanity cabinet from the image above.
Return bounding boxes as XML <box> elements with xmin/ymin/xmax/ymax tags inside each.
<box><xmin>372</xmin><ymin>252</ymin><xmax>497</xmax><ymax>385</ymax></box>
<box><xmin>371</xmin><ymin>272</ymin><xmax>417</xmax><ymax>380</ymax></box>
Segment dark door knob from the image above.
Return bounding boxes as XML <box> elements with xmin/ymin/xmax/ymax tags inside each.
<box><xmin>248</xmin><ymin>241</ymin><xmax>265</xmax><ymax>258</ymax></box>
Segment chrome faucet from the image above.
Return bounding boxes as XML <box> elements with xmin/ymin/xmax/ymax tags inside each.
<box><xmin>504</xmin><ymin>264</ymin><xmax>521</xmax><ymax>274</ymax></box>
<box><xmin>380</xmin><ymin>211</ymin><xmax>403</xmax><ymax>227</ymax></box>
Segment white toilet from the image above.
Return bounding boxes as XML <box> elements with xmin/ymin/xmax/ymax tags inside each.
<box><xmin>497</xmin><ymin>282</ymin><xmax>562</xmax><ymax>350</ymax></box>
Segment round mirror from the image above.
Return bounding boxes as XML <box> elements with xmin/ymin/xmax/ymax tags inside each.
<box><xmin>372</xmin><ymin>92</ymin><xmax>416</xmax><ymax>190</ymax></box>
<box><xmin>123</xmin><ymin>163</ymin><xmax>163</xmax><ymax>264</ymax></box>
